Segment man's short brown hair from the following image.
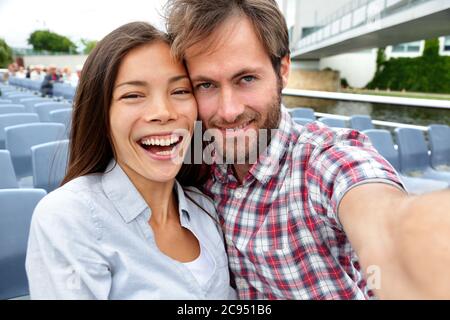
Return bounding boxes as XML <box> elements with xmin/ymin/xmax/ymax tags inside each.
<box><xmin>165</xmin><ymin>0</ymin><xmax>290</xmax><ymax>73</ymax></box>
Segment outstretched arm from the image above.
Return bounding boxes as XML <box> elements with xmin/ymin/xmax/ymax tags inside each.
<box><xmin>339</xmin><ymin>183</ymin><xmax>450</xmax><ymax>299</ymax></box>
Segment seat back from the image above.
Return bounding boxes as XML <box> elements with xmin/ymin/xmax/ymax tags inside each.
<box><xmin>19</xmin><ymin>97</ymin><xmax>48</xmax><ymax>113</ymax></box>
<box><xmin>290</xmin><ymin>107</ymin><xmax>316</xmax><ymax>120</ymax></box>
<box><xmin>5</xmin><ymin>123</ymin><xmax>66</xmax><ymax>178</ymax></box>
<box><xmin>395</xmin><ymin>128</ymin><xmax>430</xmax><ymax>174</ymax></box>
<box><xmin>53</xmin><ymin>83</ymin><xmax>76</xmax><ymax>100</ymax></box>
<box><xmin>34</xmin><ymin>102</ymin><xmax>72</xmax><ymax>122</ymax></box>
<box><xmin>319</xmin><ymin>117</ymin><xmax>347</xmax><ymax>128</ymax></box>
<box><xmin>0</xmin><ymin>150</ymin><xmax>18</xmax><ymax>188</ymax></box>
<box><xmin>3</xmin><ymin>91</ymin><xmax>22</xmax><ymax>98</ymax></box>
<box><xmin>364</xmin><ymin>129</ymin><xmax>400</xmax><ymax>171</ymax></box>
<box><xmin>428</xmin><ymin>124</ymin><xmax>450</xmax><ymax>169</ymax></box>
<box><xmin>0</xmin><ymin>105</ymin><xmax>26</xmax><ymax>115</ymax></box>
<box><xmin>7</xmin><ymin>94</ymin><xmax>36</xmax><ymax>104</ymax></box>
<box><xmin>32</xmin><ymin>140</ymin><xmax>69</xmax><ymax>192</ymax></box>
<box><xmin>0</xmin><ymin>113</ymin><xmax>40</xmax><ymax>149</ymax></box>
<box><xmin>0</xmin><ymin>189</ymin><xmax>47</xmax><ymax>299</ymax></box>
<box><xmin>49</xmin><ymin>108</ymin><xmax>72</xmax><ymax>128</ymax></box>
<box><xmin>350</xmin><ymin>115</ymin><xmax>374</xmax><ymax>131</ymax></box>
<box><xmin>293</xmin><ymin>117</ymin><xmax>314</xmax><ymax>126</ymax></box>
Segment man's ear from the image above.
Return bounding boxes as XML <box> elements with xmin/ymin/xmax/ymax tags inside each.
<box><xmin>280</xmin><ymin>55</ymin><xmax>291</xmax><ymax>89</ymax></box>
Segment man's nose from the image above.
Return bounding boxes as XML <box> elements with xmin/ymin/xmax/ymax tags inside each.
<box><xmin>217</xmin><ymin>86</ymin><xmax>245</xmax><ymax>124</ymax></box>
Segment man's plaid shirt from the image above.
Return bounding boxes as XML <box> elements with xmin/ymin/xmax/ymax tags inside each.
<box><xmin>203</xmin><ymin>109</ymin><xmax>404</xmax><ymax>300</ymax></box>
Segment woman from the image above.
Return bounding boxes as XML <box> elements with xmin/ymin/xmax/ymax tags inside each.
<box><xmin>25</xmin><ymin>22</ymin><xmax>235</xmax><ymax>300</ymax></box>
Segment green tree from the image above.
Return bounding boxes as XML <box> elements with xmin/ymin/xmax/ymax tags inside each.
<box><xmin>367</xmin><ymin>39</ymin><xmax>450</xmax><ymax>94</ymax></box>
<box><xmin>0</xmin><ymin>38</ymin><xmax>13</xmax><ymax>68</ymax></box>
<box><xmin>28</xmin><ymin>30</ymin><xmax>77</xmax><ymax>53</ymax></box>
<box><xmin>422</xmin><ymin>38</ymin><xmax>440</xmax><ymax>58</ymax></box>
<box><xmin>375</xmin><ymin>47</ymin><xmax>386</xmax><ymax>74</ymax></box>
<box><xmin>80</xmin><ymin>39</ymin><xmax>98</xmax><ymax>54</ymax></box>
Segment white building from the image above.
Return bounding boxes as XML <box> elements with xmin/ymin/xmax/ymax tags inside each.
<box><xmin>281</xmin><ymin>0</ymin><xmax>450</xmax><ymax>88</ymax></box>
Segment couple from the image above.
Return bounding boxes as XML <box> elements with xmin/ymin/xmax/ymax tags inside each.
<box><xmin>26</xmin><ymin>0</ymin><xmax>450</xmax><ymax>300</ymax></box>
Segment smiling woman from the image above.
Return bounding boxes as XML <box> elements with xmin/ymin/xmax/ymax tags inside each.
<box><xmin>24</xmin><ymin>21</ymin><xmax>236</xmax><ymax>300</ymax></box>
<box><xmin>109</xmin><ymin>41</ymin><xmax>196</xmax><ymax>183</ymax></box>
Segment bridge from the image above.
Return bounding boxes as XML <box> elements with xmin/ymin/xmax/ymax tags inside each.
<box><xmin>291</xmin><ymin>0</ymin><xmax>450</xmax><ymax>60</ymax></box>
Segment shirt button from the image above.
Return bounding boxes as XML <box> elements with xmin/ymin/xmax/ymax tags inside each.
<box><xmin>235</xmin><ymin>190</ymin><xmax>243</xmax><ymax>199</ymax></box>
<box><xmin>237</xmin><ymin>278</ymin><xmax>246</xmax><ymax>286</ymax></box>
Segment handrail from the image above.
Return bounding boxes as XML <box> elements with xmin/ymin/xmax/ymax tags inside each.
<box><xmin>313</xmin><ymin>112</ymin><xmax>428</xmax><ymax>131</ymax></box>
<box><xmin>295</xmin><ymin>0</ymin><xmax>430</xmax><ymax>50</ymax></box>
<box><xmin>282</xmin><ymin>88</ymin><xmax>450</xmax><ymax>109</ymax></box>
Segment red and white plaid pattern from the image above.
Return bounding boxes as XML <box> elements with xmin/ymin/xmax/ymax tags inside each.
<box><xmin>203</xmin><ymin>110</ymin><xmax>404</xmax><ymax>300</ymax></box>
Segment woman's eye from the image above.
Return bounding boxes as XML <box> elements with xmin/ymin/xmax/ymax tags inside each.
<box><xmin>173</xmin><ymin>89</ymin><xmax>192</xmax><ymax>95</ymax></box>
<box><xmin>121</xmin><ymin>94</ymin><xmax>142</xmax><ymax>100</ymax></box>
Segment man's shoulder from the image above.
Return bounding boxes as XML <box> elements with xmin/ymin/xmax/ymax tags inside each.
<box><xmin>291</xmin><ymin>121</ymin><xmax>370</xmax><ymax>155</ymax></box>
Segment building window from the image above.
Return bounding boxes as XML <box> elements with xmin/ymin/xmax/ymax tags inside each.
<box><xmin>444</xmin><ymin>36</ymin><xmax>450</xmax><ymax>52</ymax></box>
<box><xmin>392</xmin><ymin>41</ymin><xmax>421</xmax><ymax>53</ymax></box>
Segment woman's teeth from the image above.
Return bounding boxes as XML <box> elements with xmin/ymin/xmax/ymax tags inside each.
<box><xmin>155</xmin><ymin>150</ymin><xmax>173</xmax><ymax>156</ymax></box>
<box><xmin>141</xmin><ymin>135</ymin><xmax>179</xmax><ymax>146</ymax></box>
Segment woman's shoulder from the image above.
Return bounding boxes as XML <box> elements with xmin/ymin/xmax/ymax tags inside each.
<box><xmin>38</xmin><ymin>174</ymin><xmax>102</xmax><ymax>209</ymax></box>
<box><xmin>61</xmin><ymin>173</ymin><xmax>104</xmax><ymax>194</ymax></box>
<box><xmin>32</xmin><ymin>174</ymin><xmax>105</xmax><ymax>235</ymax></box>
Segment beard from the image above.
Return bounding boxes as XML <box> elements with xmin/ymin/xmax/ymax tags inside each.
<box><xmin>209</xmin><ymin>78</ymin><xmax>283</xmax><ymax>165</ymax></box>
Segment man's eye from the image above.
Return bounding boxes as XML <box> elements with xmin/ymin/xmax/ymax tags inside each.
<box><xmin>197</xmin><ymin>83</ymin><xmax>213</xmax><ymax>90</ymax></box>
<box><xmin>241</xmin><ymin>76</ymin><xmax>256</xmax><ymax>83</ymax></box>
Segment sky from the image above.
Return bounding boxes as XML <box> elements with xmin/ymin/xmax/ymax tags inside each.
<box><xmin>0</xmin><ymin>0</ymin><xmax>168</xmax><ymax>48</ymax></box>
<box><xmin>0</xmin><ymin>0</ymin><xmax>290</xmax><ymax>50</ymax></box>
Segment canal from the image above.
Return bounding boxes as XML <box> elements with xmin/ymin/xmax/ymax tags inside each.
<box><xmin>282</xmin><ymin>97</ymin><xmax>450</xmax><ymax>127</ymax></box>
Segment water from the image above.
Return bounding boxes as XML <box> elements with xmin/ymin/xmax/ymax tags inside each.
<box><xmin>282</xmin><ymin>97</ymin><xmax>450</xmax><ymax>127</ymax></box>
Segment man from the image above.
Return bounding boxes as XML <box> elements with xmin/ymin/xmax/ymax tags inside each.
<box><xmin>166</xmin><ymin>0</ymin><xmax>450</xmax><ymax>299</ymax></box>
<box><xmin>40</xmin><ymin>65</ymin><xmax>60</xmax><ymax>97</ymax></box>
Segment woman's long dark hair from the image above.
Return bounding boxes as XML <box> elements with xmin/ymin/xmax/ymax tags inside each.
<box><xmin>62</xmin><ymin>21</ymin><xmax>209</xmax><ymax>188</ymax></box>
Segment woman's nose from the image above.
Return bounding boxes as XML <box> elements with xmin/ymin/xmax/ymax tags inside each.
<box><xmin>143</xmin><ymin>97</ymin><xmax>178</xmax><ymax>124</ymax></box>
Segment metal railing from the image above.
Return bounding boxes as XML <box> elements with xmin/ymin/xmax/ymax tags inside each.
<box><xmin>12</xmin><ymin>47</ymin><xmax>80</xmax><ymax>56</ymax></box>
<box><xmin>295</xmin><ymin>0</ymin><xmax>430</xmax><ymax>50</ymax></box>
<box><xmin>313</xmin><ymin>112</ymin><xmax>429</xmax><ymax>131</ymax></box>
<box><xmin>282</xmin><ymin>88</ymin><xmax>450</xmax><ymax>109</ymax></box>
<box><xmin>282</xmin><ymin>88</ymin><xmax>450</xmax><ymax>131</ymax></box>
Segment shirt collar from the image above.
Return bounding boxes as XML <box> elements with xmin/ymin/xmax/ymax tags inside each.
<box><xmin>173</xmin><ymin>178</ymin><xmax>191</xmax><ymax>222</ymax></box>
<box><xmin>212</xmin><ymin>107</ymin><xmax>293</xmax><ymax>185</ymax></box>
<box><xmin>102</xmin><ymin>159</ymin><xmax>190</xmax><ymax>224</ymax></box>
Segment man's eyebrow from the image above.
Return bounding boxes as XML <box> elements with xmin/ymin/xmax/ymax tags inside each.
<box><xmin>190</xmin><ymin>75</ymin><xmax>215</xmax><ymax>83</ymax></box>
<box><xmin>191</xmin><ymin>68</ymin><xmax>262</xmax><ymax>83</ymax></box>
<box><xmin>231</xmin><ymin>68</ymin><xmax>261</xmax><ymax>80</ymax></box>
